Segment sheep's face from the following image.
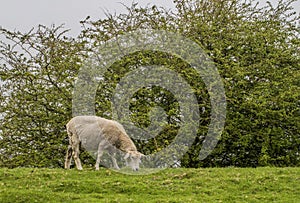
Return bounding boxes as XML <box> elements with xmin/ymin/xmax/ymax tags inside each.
<box><xmin>124</xmin><ymin>151</ymin><xmax>144</xmax><ymax>171</ymax></box>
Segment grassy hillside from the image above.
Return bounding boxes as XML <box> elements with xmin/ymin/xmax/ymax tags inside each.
<box><xmin>0</xmin><ymin>167</ymin><xmax>299</xmax><ymax>202</ymax></box>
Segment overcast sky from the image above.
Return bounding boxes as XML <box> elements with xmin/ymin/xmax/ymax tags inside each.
<box><xmin>0</xmin><ymin>0</ymin><xmax>299</xmax><ymax>37</ymax></box>
<box><xmin>0</xmin><ymin>0</ymin><xmax>175</xmax><ymax>36</ymax></box>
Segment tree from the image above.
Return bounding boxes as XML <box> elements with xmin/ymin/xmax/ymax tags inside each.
<box><xmin>173</xmin><ymin>0</ymin><xmax>300</xmax><ymax>167</ymax></box>
<box><xmin>0</xmin><ymin>0</ymin><xmax>299</xmax><ymax>168</ymax></box>
<box><xmin>0</xmin><ymin>25</ymin><xmax>84</xmax><ymax>167</ymax></box>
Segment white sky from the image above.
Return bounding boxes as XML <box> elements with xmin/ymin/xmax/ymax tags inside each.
<box><xmin>0</xmin><ymin>0</ymin><xmax>299</xmax><ymax>37</ymax></box>
<box><xmin>0</xmin><ymin>0</ymin><xmax>175</xmax><ymax>37</ymax></box>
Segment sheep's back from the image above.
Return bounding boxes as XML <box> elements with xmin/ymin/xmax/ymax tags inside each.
<box><xmin>67</xmin><ymin>116</ymin><xmax>136</xmax><ymax>152</ymax></box>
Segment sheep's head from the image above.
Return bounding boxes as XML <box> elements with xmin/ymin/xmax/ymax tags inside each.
<box><xmin>124</xmin><ymin>151</ymin><xmax>144</xmax><ymax>171</ymax></box>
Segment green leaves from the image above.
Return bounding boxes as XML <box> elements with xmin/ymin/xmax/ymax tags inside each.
<box><xmin>173</xmin><ymin>0</ymin><xmax>300</xmax><ymax>167</ymax></box>
<box><xmin>0</xmin><ymin>0</ymin><xmax>299</xmax><ymax>168</ymax></box>
<box><xmin>0</xmin><ymin>25</ymin><xmax>82</xmax><ymax>168</ymax></box>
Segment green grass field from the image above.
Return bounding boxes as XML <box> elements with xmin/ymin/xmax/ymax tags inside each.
<box><xmin>0</xmin><ymin>167</ymin><xmax>299</xmax><ymax>202</ymax></box>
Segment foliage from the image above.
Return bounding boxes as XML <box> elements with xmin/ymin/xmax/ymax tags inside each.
<box><xmin>0</xmin><ymin>25</ymin><xmax>84</xmax><ymax>167</ymax></box>
<box><xmin>173</xmin><ymin>0</ymin><xmax>300</xmax><ymax>167</ymax></box>
<box><xmin>0</xmin><ymin>0</ymin><xmax>299</xmax><ymax>168</ymax></box>
<box><xmin>1</xmin><ymin>167</ymin><xmax>300</xmax><ymax>202</ymax></box>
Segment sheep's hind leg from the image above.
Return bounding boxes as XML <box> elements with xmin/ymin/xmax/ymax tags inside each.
<box><xmin>64</xmin><ymin>145</ymin><xmax>73</xmax><ymax>169</ymax></box>
<box><xmin>73</xmin><ymin>142</ymin><xmax>83</xmax><ymax>170</ymax></box>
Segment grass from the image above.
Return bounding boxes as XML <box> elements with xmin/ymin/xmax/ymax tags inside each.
<box><xmin>0</xmin><ymin>167</ymin><xmax>299</xmax><ymax>202</ymax></box>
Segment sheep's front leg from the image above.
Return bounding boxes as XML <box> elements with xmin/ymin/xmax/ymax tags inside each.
<box><xmin>95</xmin><ymin>141</ymin><xmax>106</xmax><ymax>170</ymax></box>
<box><xmin>111</xmin><ymin>156</ymin><xmax>120</xmax><ymax>170</ymax></box>
<box><xmin>108</xmin><ymin>148</ymin><xmax>120</xmax><ymax>170</ymax></box>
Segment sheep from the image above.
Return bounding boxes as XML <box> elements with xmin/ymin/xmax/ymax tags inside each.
<box><xmin>64</xmin><ymin>116</ymin><xmax>144</xmax><ymax>171</ymax></box>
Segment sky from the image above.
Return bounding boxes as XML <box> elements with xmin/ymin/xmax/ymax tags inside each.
<box><xmin>0</xmin><ymin>0</ymin><xmax>176</xmax><ymax>37</ymax></box>
<box><xmin>0</xmin><ymin>0</ymin><xmax>299</xmax><ymax>37</ymax></box>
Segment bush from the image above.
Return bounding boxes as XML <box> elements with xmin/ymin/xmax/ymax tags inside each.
<box><xmin>0</xmin><ymin>0</ymin><xmax>299</xmax><ymax>168</ymax></box>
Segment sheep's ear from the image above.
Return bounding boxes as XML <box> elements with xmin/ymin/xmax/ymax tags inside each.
<box><xmin>124</xmin><ymin>153</ymin><xmax>130</xmax><ymax>159</ymax></box>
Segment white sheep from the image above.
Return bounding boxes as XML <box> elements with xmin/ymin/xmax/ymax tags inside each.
<box><xmin>64</xmin><ymin>116</ymin><xmax>144</xmax><ymax>171</ymax></box>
